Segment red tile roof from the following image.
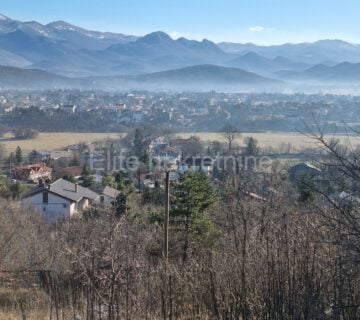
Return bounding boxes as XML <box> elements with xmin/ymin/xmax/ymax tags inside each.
<box><xmin>14</xmin><ymin>163</ymin><xmax>51</xmax><ymax>172</ymax></box>
<box><xmin>61</xmin><ymin>166</ymin><xmax>82</xmax><ymax>177</ymax></box>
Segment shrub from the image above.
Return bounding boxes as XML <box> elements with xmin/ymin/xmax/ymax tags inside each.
<box><xmin>12</xmin><ymin>128</ymin><xmax>39</xmax><ymax>140</ymax></box>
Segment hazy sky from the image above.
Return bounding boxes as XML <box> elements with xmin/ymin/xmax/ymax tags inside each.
<box><xmin>2</xmin><ymin>0</ymin><xmax>360</xmax><ymax>44</ymax></box>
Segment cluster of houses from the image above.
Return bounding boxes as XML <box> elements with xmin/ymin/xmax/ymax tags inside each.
<box><xmin>2</xmin><ymin>90</ymin><xmax>360</xmax><ymax>136</ymax></box>
<box><xmin>10</xmin><ymin>138</ymin><xmax>359</xmax><ymax>223</ymax></box>
<box><xmin>7</xmin><ymin>148</ymin><xmax>115</xmax><ymax>221</ymax></box>
<box><xmin>11</xmin><ymin>139</ymin><xmax>217</xmax><ymax>222</ymax></box>
<box><xmin>148</xmin><ymin>137</ymin><xmax>214</xmax><ymax>174</ymax></box>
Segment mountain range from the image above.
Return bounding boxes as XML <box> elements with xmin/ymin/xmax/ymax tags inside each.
<box><xmin>0</xmin><ymin>64</ymin><xmax>282</xmax><ymax>91</ymax></box>
<box><xmin>1</xmin><ymin>13</ymin><xmax>360</xmax><ymax>90</ymax></box>
<box><xmin>275</xmin><ymin>62</ymin><xmax>360</xmax><ymax>82</ymax></box>
<box><xmin>218</xmin><ymin>40</ymin><xmax>360</xmax><ymax>65</ymax></box>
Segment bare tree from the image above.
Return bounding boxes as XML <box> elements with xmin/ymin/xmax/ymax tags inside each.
<box><xmin>0</xmin><ymin>144</ymin><xmax>359</xmax><ymax>319</ymax></box>
<box><xmin>221</xmin><ymin>124</ymin><xmax>241</xmax><ymax>151</ymax></box>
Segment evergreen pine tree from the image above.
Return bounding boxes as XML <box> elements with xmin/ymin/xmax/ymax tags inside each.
<box><xmin>15</xmin><ymin>146</ymin><xmax>23</xmax><ymax>165</ymax></box>
<box><xmin>172</xmin><ymin>171</ymin><xmax>217</xmax><ymax>261</ymax></box>
<box><xmin>133</xmin><ymin>128</ymin><xmax>144</xmax><ymax>158</ymax></box>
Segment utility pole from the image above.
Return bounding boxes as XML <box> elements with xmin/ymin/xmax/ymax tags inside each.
<box><xmin>9</xmin><ymin>153</ymin><xmax>13</xmax><ymax>178</ymax></box>
<box><xmin>164</xmin><ymin>170</ymin><xmax>170</xmax><ymax>259</ymax></box>
<box><xmin>162</xmin><ymin>170</ymin><xmax>171</xmax><ymax>320</ymax></box>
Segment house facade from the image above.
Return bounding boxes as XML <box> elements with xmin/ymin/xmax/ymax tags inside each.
<box><xmin>288</xmin><ymin>162</ymin><xmax>322</xmax><ymax>181</ymax></box>
<box><xmin>22</xmin><ymin>178</ymin><xmax>100</xmax><ymax>221</ymax></box>
<box><xmin>149</xmin><ymin>138</ymin><xmax>181</xmax><ymax>169</ymax></box>
<box><xmin>178</xmin><ymin>157</ymin><xmax>214</xmax><ymax>175</ymax></box>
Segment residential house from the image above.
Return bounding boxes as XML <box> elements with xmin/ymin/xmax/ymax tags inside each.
<box><xmin>28</xmin><ymin>150</ymin><xmax>51</xmax><ymax>163</ymax></box>
<box><xmin>153</xmin><ymin>145</ymin><xmax>181</xmax><ymax>168</ymax></box>
<box><xmin>178</xmin><ymin>156</ymin><xmax>214</xmax><ymax>175</ymax></box>
<box><xmin>148</xmin><ymin>138</ymin><xmax>181</xmax><ymax>169</ymax></box>
<box><xmin>59</xmin><ymin>104</ymin><xmax>76</xmax><ymax>113</ymax></box>
<box><xmin>22</xmin><ymin>178</ymin><xmax>100</xmax><ymax>221</ymax></box>
<box><xmin>101</xmin><ymin>186</ymin><xmax>120</xmax><ymax>206</ymax></box>
<box><xmin>60</xmin><ymin>166</ymin><xmax>83</xmax><ymax>180</ymax></box>
<box><xmin>138</xmin><ymin>171</ymin><xmax>165</xmax><ymax>190</ymax></box>
<box><xmin>288</xmin><ymin>162</ymin><xmax>321</xmax><ymax>181</ymax></box>
<box><xmin>13</xmin><ymin>163</ymin><xmax>52</xmax><ymax>183</ymax></box>
<box><xmin>148</xmin><ymin>137</ymin><xmax>167</xmax><ymax>152</ymax></box>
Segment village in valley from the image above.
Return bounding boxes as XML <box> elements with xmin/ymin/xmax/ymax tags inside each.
<box><xmin>0</xmin><ymin>89</ymin><xmax>359</xmax><ymax>222</ymax></box>
<box><xmin>1</xmin><ymin>106</ymin><xmax>357</xmax><ymax>222</ymax></box>
<box><xmin>1</xmin><ymin>90</ymin><xmax>360</xmax><ymax>134</ymax></box>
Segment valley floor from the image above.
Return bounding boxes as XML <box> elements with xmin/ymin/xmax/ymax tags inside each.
<box><xmin>175</xmin><ymin>131</ymin><xmax>360</xmax><ymax>149</ymax></box>
<box><xmin>1</xmin><ymin>131</ymin><xmax>359</xmax><ymax>155</ymax></box>
<box><xmin>0</xmin><ymin>132</ymin><xmax>123</xmax><ymax>154</ymax></box>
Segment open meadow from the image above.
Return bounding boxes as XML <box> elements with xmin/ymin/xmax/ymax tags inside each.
<box><xmin>0</xmin><ymin>132</ymin><xmax>123</xmax><ymax>154</ymax></box>
<box><xmin>1</xmin><ymin>131</ymin><xmax>359</xmax><ymax>155</ymax></box>
<box><xmin>178</xmin><ymin>131</ymin><xmax>360</xmax><ymax>149</ymax></box>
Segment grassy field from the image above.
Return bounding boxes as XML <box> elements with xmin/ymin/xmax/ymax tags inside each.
<box><xmin>0</xmin><ymin>132</ymin><xmax>123</xmax><ymax>154</ymax></box>
<box><xmin>0</xmin><ymin>131</ymin><xmax>359</xmax><ymax>155</ymax></box>
<box><xmin>178</xmin><ymin>132</ymin><xmax>360</xmax><ymax>149</ymax></box>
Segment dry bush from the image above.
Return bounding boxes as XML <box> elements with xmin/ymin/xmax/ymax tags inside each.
<box><xmin>0</xmin><ymin>165</ymin><xmax>358</xmax><ymax>319</ymax></box>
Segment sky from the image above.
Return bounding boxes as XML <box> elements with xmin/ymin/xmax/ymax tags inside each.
<box><xmin>1</xmin><ymin>0</ymin><xmax>360</xmax><ymax>45</ymax></box>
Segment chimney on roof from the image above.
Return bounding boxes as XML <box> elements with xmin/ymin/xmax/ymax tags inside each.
<box><xmin>75</xmin><ymin>183</ymin><xmax>78</xmax><ymax>193</ymax></box>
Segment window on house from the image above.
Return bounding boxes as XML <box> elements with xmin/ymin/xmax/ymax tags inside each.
<box><xmin>63</xmin><ymin>204</ymin><xmax>67</xmax><ymax>208</ymax></box>
<box><xmin>43</xmin><ymin>207</ymin><xmax>46</xmax><ymax>212</ymax></box>
<box><xmin>43</xmin><ymin>191</ymin><xmax>48</xmax><ymax>204</ymax></box>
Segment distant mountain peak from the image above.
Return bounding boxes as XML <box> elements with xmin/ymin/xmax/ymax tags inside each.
<box><xmin>313</xmin><ymin>39</ymin><xmax>358</xmax><ymax>49</ymax></box>
<box><xmin>200</xmin><ymin>38</ymin><xmax>220</xmax><ymax>48</ymax></box>
<box><xmin>140</xmin><ymin>31</ymin><xmax>173</xmax><ymax>43</ymax></box>
<box><xmin>47</xmin><ymin>20</ymin><xmax>79</xmax><ymax>31</ymax></box>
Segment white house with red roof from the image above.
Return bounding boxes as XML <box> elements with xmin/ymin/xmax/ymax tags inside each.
<box><xmin>13</xmin><ymin>163</ymin><xmax>52</xmax><ymax>183</ymax></box>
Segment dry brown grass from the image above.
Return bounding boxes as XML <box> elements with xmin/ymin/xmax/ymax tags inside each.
<box><xmin>0</xmin><ymin>132</ymin><xmax>124</xmax><ymax>154</ymax></box>
<box><xmin>0</xmin><ymin>310</ymin><xmax>48</xmax><ymax>320</ymax></box>
<box><xmin>0</xmin><ymin>310</ymin><xmax>78</xmax><ymax>320</ymax></box>
<box><xmin>1</xmin><ymin>131</ymin><xmax>359</xmax><ymax>156</ymax></box>
<box><xmin>0</xmin><ymin>287</ymin><xmax>48</xmax><ymax>320</ymax></box>
<box><xmin>178</xmin><ymin>131</ymin><xmax>360</xmax><ymax>149</ymax></box>
<box><xmin>0</xmin><ymin>287</ymin><xmax>77</xmax><ymax>320</ymax></box>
